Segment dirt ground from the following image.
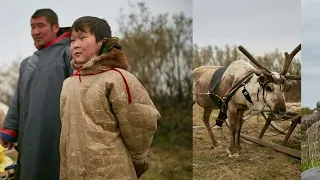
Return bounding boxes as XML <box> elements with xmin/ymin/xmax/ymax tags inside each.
<box><xmin>193</xmin><ymin>104</ymin><xmax>301</xmax><ymax>180</ymax></box>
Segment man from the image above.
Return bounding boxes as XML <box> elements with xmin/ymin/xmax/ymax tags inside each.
<box><xmin>0</xmin><ymin>9</ymin><xmax>72</xmax><ymax>180</ymax></box>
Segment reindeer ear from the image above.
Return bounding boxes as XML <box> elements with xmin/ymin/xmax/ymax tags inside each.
<box><xmin>258</xmin><ymin>75</ymin><xmax>267</xmax><ymax>85</ymax></box>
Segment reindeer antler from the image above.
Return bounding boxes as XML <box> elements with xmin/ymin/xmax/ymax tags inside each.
<box><xmin>239</xmin><ymin>44</ymin><xmax>300</xmax><ymax>92</ymax></box>
<box><xmin>281</xmin><ymin>44</ymin><xmax>301</xmax><ymax>80</ymax></box>
<box><xmin>238</xmin><ymin>45</ymin><xmax>272</xmax><ymax>73</ymax></box>
<box><xmin>284</xmin><ymin>75</ymin><xmax>300</xmax><ymax>80</ymax></box>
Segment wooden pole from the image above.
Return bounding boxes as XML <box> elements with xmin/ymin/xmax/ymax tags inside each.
<box><xmin>240</xmin><ymin>133</ymin><xmax>301</xmax><ymax>159</ymax></box>
<box><xmin>282</xmin><ymin>117</ymin><xmax>300</xmax><ymax>146</ymax></box>
<box><xmin>259</xmin><ymin>117</ymin><xmax>271</xmax><ymax>139</ymax></box>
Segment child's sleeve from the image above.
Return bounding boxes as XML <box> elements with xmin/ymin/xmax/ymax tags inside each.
<box><xmin>109</xmin><ymin>70</ymin><xmax>160</xmax><ymax>162</ymax></box>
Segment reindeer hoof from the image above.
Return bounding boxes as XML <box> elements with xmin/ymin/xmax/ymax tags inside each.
<box><xmin>227</xmin><ymin>149</ymin><xmax>239</xmax><ymax>157</ymax></box>
<box><xmin>228</xmin><ymin>153</ymin><xmax>235</xmax><ymax>158</ymax></box>
<box><xmin>227</xmin><ymin>149</ymin><xmax>234</xmax><ymax>157</ymax></box>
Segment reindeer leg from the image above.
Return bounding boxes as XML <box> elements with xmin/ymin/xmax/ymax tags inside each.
<box><xmin>227</xmin><ymin>113</ymin><xmax>236</xmax><ymax>157</ymax></box>
<box><xmin>235</xmin><ymin>110</ymin><xmax>245</xmax><ymax>156</ymax></box>
<box><xmin>202</xmin><ymin>108</ymin><xmax>220</xmax><ymax>148</ymax></box>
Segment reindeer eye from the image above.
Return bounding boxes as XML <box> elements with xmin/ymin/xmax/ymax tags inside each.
<box><xmin>265</xmin><ymin>85</ymin><xmax>272</xmax><ymax>92</ymax></box>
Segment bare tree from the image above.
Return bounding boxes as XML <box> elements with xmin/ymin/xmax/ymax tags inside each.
<box><xmin>0</xmin><ymin>59</ymin><xmax>20</xmax><ymax>105</ymax></box>
<box><xmin>118</xmin><ymin>2</ymin><xmax>192</xmax><ymax>108</ymax></box>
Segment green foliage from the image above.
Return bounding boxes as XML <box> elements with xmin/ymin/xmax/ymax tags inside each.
<box><xmin>301</xmin><ymin>107</ymin><xmax>316</xmax><ymax>118</ymax></box>
<box><xmin>301</xmin><ymin>160</ymin><xmax>320</xmax><ymax>172</ymax></box>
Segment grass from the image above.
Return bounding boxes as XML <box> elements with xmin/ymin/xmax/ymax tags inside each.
<box><xmin>301</xmin><ymin>128</ymin><xmax>320</xmax><ymax>172</ymax></box>
<box><xmin>193</xmin><ymin>103</ymin><xmax>301</xmax><ymax>180</ymax></box>
<box><xmin>138</xmin><ymin>107</ymin><xmax>193</xmax><ymax>179</ymax></box>
<box><xmin>139</xmin><ymin>144</ymin><xmax>192</xmax><ymax>180</ymax></box>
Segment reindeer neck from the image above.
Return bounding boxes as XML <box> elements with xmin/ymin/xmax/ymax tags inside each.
<box><xmin>230</xmin><ymin>73</ymin><xmax>258</xmax><ymax>110</ymax></box>
<box><xmin>223</xmin><ymin>70</ymin><xmax>254</xmax><ymax>109</ymax></box>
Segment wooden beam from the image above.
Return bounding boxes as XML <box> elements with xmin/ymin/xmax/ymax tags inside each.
<box><xmin>240</xmin><ymin>133</ymin><xmax>301</xmax><ymax>159</ymax></box>
<box><xmin>282</xmin><ymin>118</ymin><xmax>300</xmax><ymax>145</ymax></box>
<box><xmin>259</xmin><ymin>117</ymin><xmax>272</xmax><ymax>139</ymax></box>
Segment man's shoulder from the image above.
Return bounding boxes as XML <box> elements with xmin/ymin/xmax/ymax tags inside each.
<box><xmin>21</xmin><ymin>56</ymin><xmax>30</xmax><ymax>62</ymax></box>
<box><xmin>39</xmin><ymin>42</ymin><xmax>71</xmax><ymax>65</ymax></box>
<box><xmin>20</xmin><ymin>56</ymin><xmax>31</xmax><ymax>68</ymax></box>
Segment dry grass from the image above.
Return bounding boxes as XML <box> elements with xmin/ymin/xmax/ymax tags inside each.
<box><xmin>140</xmin><ymin>145</ymin><xmax>192</xmax><ymax>180</ymax></box>
<box><xmin>193</xmin><ymin>104</ymin><xmax>301</xmax><ymax>180</ymax></box>
<box><xmin>301</xmin><ymin>117</ymin><xmax>320</xmax><ymax>172</ymax></box>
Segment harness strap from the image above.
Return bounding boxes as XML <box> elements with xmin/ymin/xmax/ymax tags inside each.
<box><xmin>211</xmin><ymin>71</ymin><xmax>255</xmax><ymax>127</ymax></box>
<box><xmin>209</xmin><ymin>66</ymin><xmax>228</xmax><ymax>109</ymax></box>
<box><xmin>223</xmin><ymin>71</ymin><xmax>255</xmax><ymax>109</ymax></box>
<box><xmin>242</xmin><ymin>86</ymin><xmax>253</xmax><ymax>103</ymax></box>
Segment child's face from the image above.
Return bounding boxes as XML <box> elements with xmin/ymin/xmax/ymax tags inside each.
<box><xmin>70</xmin><ymin>29</ymin><xmax>103</xmax><ymax>64</ymax></box>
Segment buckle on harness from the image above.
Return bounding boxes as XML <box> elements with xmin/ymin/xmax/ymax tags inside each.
<box><xmin>216</xmin><ymin>110</ymin><xmax>227</xmax><ymax>127</ymax></box>
<box><xmin>216</xmin><ymin>97</ymin><xmax>228</xmax><ymax>127</ymax></box>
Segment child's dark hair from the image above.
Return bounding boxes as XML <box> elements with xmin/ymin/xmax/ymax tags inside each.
<box><xmin>70</xmin><ymin>16</ymin><xmax>111</xmax><ymax>42</ymax></box>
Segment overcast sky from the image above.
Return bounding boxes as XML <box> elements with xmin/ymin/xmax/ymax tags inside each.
<box><xmin>194</xmin><ymin>0</ymin><xmax>300</xmax><ymax>57</ymax></box>
<box><xmin>0</xmin><ymin>0</ymin><xmax>192</xmax><ymax>67</ymax></box>
<box><xmin>301</xmin><ymin>0</ymin><xmax>320</xmax><ymax>108</ymax></box>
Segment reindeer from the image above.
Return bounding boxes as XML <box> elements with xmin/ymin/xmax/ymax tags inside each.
<box><xmin>193</xmin><ymin>44</ymin><xmax>301</xmax><ymax>157</ymax></box>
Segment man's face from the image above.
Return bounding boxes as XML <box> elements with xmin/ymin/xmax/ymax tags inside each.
<box><xmin>31</xmin><ymin>16</ymin><xmax>59</xmax><ymax>48</ymax></box>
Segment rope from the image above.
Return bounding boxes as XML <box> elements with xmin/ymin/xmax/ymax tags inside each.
<box><xmin>194</xmin><ymin>91</ymin><xmax>299</xmax><ymax>138</ymax></box>
<box><xmin>243</xmin><ymin>119</ymin><xmax>291</xmax><ymax>137</ymax></box>
<box><xmin>243</xmin><ymin>113</ymin><xmax>299</xmax><ymax>137</ymax></box>
<box><xmin>209</xmin><ymin>105</ymin><xmax>300</xmax><ymax>138</ymax></box>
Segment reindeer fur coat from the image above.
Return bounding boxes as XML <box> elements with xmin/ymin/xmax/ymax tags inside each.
<box><xmin>59</xmin><ymin>48</ymin><xmax>160</xmax><ymax>180</ymax></box>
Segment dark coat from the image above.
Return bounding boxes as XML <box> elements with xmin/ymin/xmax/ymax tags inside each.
<box><xmin>3</xmin><ymin>31</ymin><xmax>73</xmax><ymax>180</ymax></box>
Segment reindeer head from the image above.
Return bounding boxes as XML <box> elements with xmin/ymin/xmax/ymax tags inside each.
<box><xmin>238</xmin><ymin>44</ymin><xmax>301</xmax><ymax>114</ymax></box>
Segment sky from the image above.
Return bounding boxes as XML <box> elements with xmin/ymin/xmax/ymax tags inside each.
<box><xmin>0</xmin><ymin>0</ymin><xmax>192</xmax><ymax>67</ymax></box>
<box><xmin>301</xmin><ymin>0</ymin><xmax>320</xmax><ymax>108</ymax></box>
<box><xmin>194</xmin><ymin>0</ymin><xmax>301</xmax><ymax>57</ymax></box>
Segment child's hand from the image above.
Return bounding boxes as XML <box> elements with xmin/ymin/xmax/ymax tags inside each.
<box><xmin>132</xmin><ymin>157</ymin><xmax>149</xmax><ymax>178</ymax></box>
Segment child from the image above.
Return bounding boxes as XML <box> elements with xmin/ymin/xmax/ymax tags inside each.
<box><xmin>59</xmin><ymin>16</ymin><xmax>160</xmax><ymax>180</ymax></box>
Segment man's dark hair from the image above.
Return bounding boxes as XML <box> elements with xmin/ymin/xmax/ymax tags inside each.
<box><xmin>31</xmin><ymin>8</ymin><xmax>58</xmax><ymax>26</ymax></box>
<box><xmin>70</xmin><ymin>16</ymin><xmax>112</xmax><ymax>42</ymax></box>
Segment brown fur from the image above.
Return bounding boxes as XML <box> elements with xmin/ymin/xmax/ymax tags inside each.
<box><xmin>70</xmin><ymin>46</ymin><xmax>129</xmax><ymax>75</ymax></box>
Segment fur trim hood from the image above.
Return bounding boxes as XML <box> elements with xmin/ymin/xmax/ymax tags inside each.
<box><xmin>70</xmin><ymin>37</ymin><xmax>129</xmax><ymax>75</ymax></box>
